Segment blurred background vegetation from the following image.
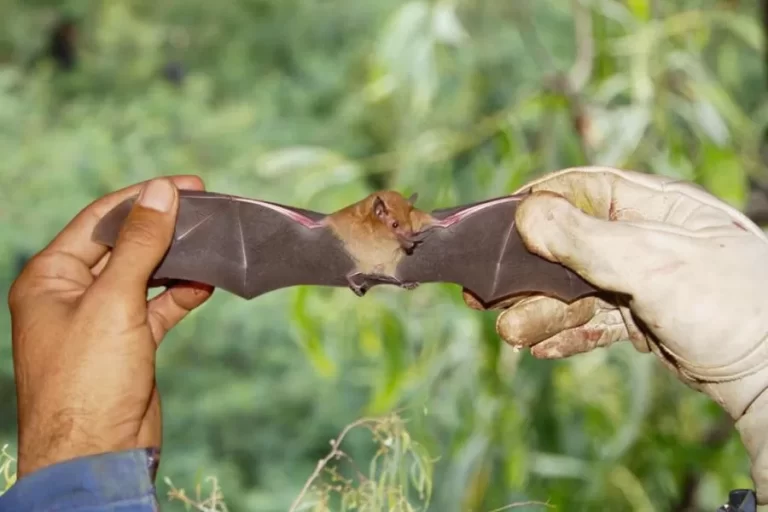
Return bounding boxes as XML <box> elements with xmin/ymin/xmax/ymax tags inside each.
<box><xmin>1</xmin><ymin>0</ymin><xmax>768</xmax><ymax>510</ymax></box>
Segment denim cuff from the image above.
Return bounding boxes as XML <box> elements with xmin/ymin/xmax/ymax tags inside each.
<box><xmin>0</xmin><ymin>448</ymin><xmax>159</xmax><ymax>512</ymax></box>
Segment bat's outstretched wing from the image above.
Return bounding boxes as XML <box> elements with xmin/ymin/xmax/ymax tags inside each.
<box><xmin>92</xmin><ymin>190</ymin><xmax>357</xmax><ymax>299</ymax></box>
<box><xmin>395</xmin><ymin>194</ymin><xmax>598</xmax><ymax>307</ymax></box>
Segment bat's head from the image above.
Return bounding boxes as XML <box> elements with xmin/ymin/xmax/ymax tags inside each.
<box><xmin>372</xmin><ymin>191</ymin><xmax>429</xmax><ymax>254</ymax></box>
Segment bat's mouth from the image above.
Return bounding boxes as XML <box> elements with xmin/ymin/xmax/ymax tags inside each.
<box><xmin>398</xmin><ymin>237</ymin><xmax>418</xmax><ymax>254</ymax></box>
<box><xmin>398</xmin><ymin>230</ymin><xmax>431</xmax><ymax>255</ymax></box>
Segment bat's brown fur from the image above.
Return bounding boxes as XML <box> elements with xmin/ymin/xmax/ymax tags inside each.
<box><xmin>325</xmin><ymin>191</ymin><xmax>434</xmax><ymax>293</ymax></box>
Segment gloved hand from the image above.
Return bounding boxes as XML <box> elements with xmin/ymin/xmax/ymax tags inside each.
<box><xmin>463</xmin><ymin>166</ymin><xmax>768</xmax><ymax>503</ymax></box>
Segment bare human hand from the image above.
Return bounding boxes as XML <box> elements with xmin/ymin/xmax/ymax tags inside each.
<box><xmin>8</xmin><ymin>176</ymin><xmax>214</xmax><ymax>478</ymax></box>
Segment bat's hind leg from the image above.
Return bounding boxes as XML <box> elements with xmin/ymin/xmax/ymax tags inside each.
<box><xmin>346</xmin><ymin>272</ymin><xmax>419</xmax><ymax>297</ymax></box>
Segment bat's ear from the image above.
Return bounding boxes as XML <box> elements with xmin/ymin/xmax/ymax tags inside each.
<box><xmin>373</xmin><ymin>196</ymin><xmax>388</xmax><ymax>218</ymax></box>
<box><xmin>407</xmin><ymin>193</ymin><xmax>418</xmax><ymax>205</ymax></box>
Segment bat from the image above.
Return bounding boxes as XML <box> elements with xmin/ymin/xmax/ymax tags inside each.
<box><xmin>91</xmin><ymin>189</ymin><xmax>599</xmax><ymax>308</ymax></box>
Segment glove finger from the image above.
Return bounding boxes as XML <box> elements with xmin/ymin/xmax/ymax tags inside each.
<box><xmin>515</xmin><ymin>191</ymin><xmax>702</xmax><ymax>296</ymax></box>
<box><xmin>495</xmin><ymin>295</ymin><xmax>600</xmax><ymax>349</ymax></box>
<box><xmin>516</xmin><ymin>166</ymin><xmax>762</xmax><ymax>236</ymax></box>
<box><xmin>530</xmin><ymin>320</ymin><xmax>628</xmax><ymax>359</ymax></box>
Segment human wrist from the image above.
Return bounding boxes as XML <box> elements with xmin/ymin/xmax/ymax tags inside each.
<box><xmin>17</xmin><ymin>414</ymin><xmax>135</xmax><ymax>478</ymax></box>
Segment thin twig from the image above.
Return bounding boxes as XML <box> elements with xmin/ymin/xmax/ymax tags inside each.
<box><xmin>335</xmin><ymin>450</ymin><xmax>371</xmax><ymax>484</ymax></box>
<box><xmin>487</xmin><ymin>500</ymin><xmax>556</xmax><ymax>512</ymax></box>
<box><xmin>0</xmin><ymin>445</ymin><xmax>16</xmax><ymax>489</ymax></box>
<box><xmin>166</xmin><ymin>476</ymin><xmax>227</xmax><ymax>512</ymax></box>
<box><xmin>288</xmin><ymin>416</ymin><xmax>379</xmax><ymax>512</ymax></box>
<box><xmin>168</xmin><ymin>491</ymin><xmax>217</xmax><ymax>512</ymax></box>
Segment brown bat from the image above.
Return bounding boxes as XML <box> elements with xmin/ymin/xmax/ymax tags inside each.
<box><xmin>91</xmin><ymin>189</ymin><xmax>598</xmax><ymax>308</ymax></box>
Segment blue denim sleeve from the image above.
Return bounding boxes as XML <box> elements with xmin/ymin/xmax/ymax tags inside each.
<box><xmin>0</xmin><ymin>448</ymin><xmax>160</xmax><ymax>512</ymax></box>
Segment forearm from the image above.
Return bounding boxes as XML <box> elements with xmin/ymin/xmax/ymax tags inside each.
<box><xmin>0</xmin><ymin>448</ymin><xmax>160</xmax><ymax>512</ymax></box>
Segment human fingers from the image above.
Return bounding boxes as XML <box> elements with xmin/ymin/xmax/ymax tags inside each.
<box><xmin>146</xmin><ymin>281</ymin><xmax>214</xmax><ymax>343</ymax></box>
<box><xmin>95</xmin><ymin>179</ymin><xmax>180</xmax><ymax>299</ymax></box>
<box><xmin>40</xmin><ymin>175</ymin><xmax>204</xmax><ymax>269</ymax></box>
<box><xmin>90</xmin><ymin>252</ymin><xmax>110</xmax><ymax>277</ymax></box>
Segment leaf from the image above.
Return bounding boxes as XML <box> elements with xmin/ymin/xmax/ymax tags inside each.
<box><xmin>687</xmin><ymin>80</ymin><xmax>752</xmax><ymax>140</ymax></box>
<box><xmin>717</xmin><ymin>12</ymin><xmax>762</xmax><ymax>51</ymax></box>
<box><xmin>626</xmin><ymin>0</ymin><xmax>650</xmax><ymax>22</ymax></box>
<box><xmin>255</xmin><ymin>146</ymin><xmax>360</xmax><ymax>179</ymax></box>
<box><xmin>599</xmin><ymin>348</ymin><xmax>654</xmax><ymax>461</ymax></box>
<box><xmin>697</xmin><ymin>144</ymin><xmax>748</xmax><ymax>209</ymax></box>
<box><xmin>367</xmin><ymin>308</ymin><xmax>407</xmax><ymax>414</ymax></box>
<box><xmin>431</xmin><ymin>1</ymin><xmax>468</xmax><ymax>46</ymax></box>
<box><xmin>592</xmin><ymin>104</ymin><xmax>651</xmax><ymax>166</ymax></box>
<box><xmin>692</xmin><ymin>99</ymin><xmax>730</xmax><ymax>146</ymax></box>
<box><xmin>530</xmin><ymin>452</ymin><xmax>591</xmax><ymax>479</ymax></box>
<box><xmin>648</xmin><ymin>147</ymin><xmax>696</xmax><ymax>181</ymax></box>
<box><xmin>290</xmin><ymin>287</ymin><xmax>337</xmax><ymax>378</ymax></box>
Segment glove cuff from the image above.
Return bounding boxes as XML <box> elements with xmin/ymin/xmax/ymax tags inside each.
<box><xmin>734</xmin><ymin>384</ymin><xmax>768</xmax><ymax>505</ymax></box>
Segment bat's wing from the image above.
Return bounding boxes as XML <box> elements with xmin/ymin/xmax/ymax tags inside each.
<box><xmin>92</xmin><ymin>190</ymin><xmax>356</xmax><ymax>299</ymax></box>
<box><xmin>395</xmin><ymin>194</ymin><xmax>598</xmax><ymax>307</ymax></box>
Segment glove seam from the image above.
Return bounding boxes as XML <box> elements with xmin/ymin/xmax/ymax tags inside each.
<box><xmin>651</xmin><ymin>327</ymin><xmax>768</xmax><ymax>384</ymax></box>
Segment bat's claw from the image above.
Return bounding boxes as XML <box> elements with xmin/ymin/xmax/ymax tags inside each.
<box><xmin>349</xmin><ymin>282</ymin><xmax>369</xmax><ymax>297</ymax></box>
<box><xmin>346</xmin><ymin>272</ymin><xmax>417</xmax><ymax>296</ymax></box>
<box><xmin>346</xmin><ymin>273</ymin><xmax>370</xmax><ymax>297</ymax></box>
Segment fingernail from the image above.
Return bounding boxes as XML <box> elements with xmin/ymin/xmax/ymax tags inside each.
<box><xmin>138</xmin><ymin>179</ymin><xmax>174</xmax><ymax>212</ymax></box>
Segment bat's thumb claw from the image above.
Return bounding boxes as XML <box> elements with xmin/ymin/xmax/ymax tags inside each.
<box><xmin>461</xmin><ymin>288</ymin><xmax>487</xmax><ymax>310</ymax></box>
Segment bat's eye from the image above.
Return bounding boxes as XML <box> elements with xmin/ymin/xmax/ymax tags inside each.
<box><xmin>392</xmin><ymin>221</ymin><xmax>399</xmax><ymax>228</ymax></box>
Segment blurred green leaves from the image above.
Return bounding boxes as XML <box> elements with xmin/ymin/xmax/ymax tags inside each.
<box><xmin>0</xmin><ymin>0</ymin><xmax>764</xmax><ymax>510</ymax></box>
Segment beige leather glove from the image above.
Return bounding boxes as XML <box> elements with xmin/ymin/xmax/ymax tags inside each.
<box><xmin>472</xmin><ymin>166</ymin><xmax>768</xmax><ymax>503</ymax></box>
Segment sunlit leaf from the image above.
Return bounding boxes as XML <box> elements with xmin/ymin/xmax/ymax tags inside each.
<box><xmin>692</xmin><ymin>99</ymin><xmax>730</xmax><ymax>146</ymax></box>
<box><xmin>626</xmin><ymin>0</ymin><xmax>650</xmax><ymax>21</ymax></box>
<box><xmin>592</xmin><ymin>104</ymin><xmax>651</xmax><ymax>166</ymax></box>
<box><xmin>431</xmin><ymin>1</ymin><xmax>468</xmax><ymax>46</ymax></box>
<box><xmin>697</xmin><ymin>144</ymin><xmax>748</xmax><ymax>209</ymax></box>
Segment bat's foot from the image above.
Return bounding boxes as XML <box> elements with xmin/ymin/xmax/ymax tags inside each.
<box><xmin>349</xmin><ymin>282</ymin><xmax>370</xmax><ymax>297</ymax></box>
<box><xmin>346</xmin><ymin>273</ymin><xmax>371</xmax><ymax>297</ymax></box>
<box><xmin>346</xmin><ymin>272</ymin><xmax>416</xmax><ymax>296</ymax></box>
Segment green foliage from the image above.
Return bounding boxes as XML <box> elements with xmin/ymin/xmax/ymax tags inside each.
<box><xmin>285</xmin><ymin>411</ymin><xmax>436</xmax><ymax>511</ymax></box>
<box><xmin>0</xmin><ymin>0</ymin><xmax>766</xmax><ymax>510</ymax></box>
<box><xmin>0</xmin><ymin>445</ymin><xmax>16</xmax><ymax>494</ymax></box>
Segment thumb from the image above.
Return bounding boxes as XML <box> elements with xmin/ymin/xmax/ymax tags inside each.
<box><xmin>99</xmin><ymin>178</ymin><xmax>179</xmax><ymax>296</ymax></box>
<box><xmin>515</xmin><ymin>191</ymin><xmax>685</xmax><ymax>295</ymax></box>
